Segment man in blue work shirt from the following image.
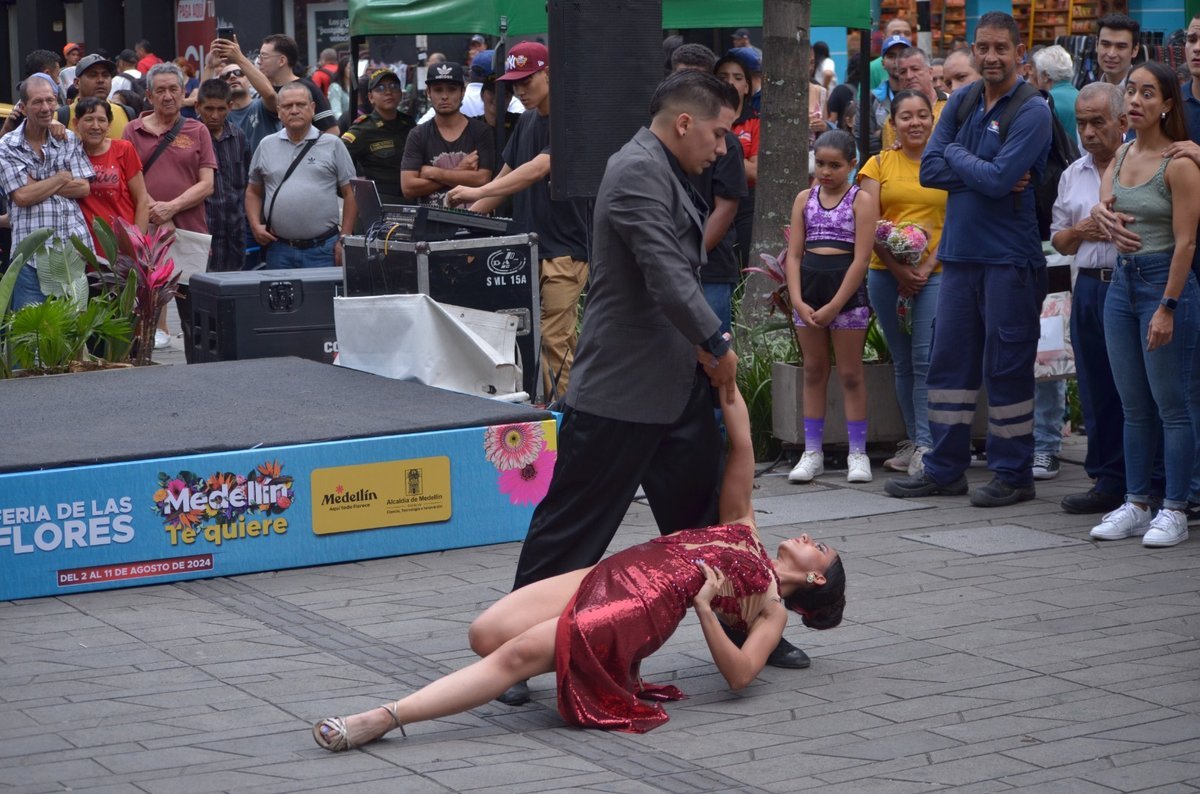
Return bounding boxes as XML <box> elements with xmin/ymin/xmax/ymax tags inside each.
<box><xmin>885</xmin><ymin>11</ymin><xmax>1052</xmax><ymax>507</ymax></box>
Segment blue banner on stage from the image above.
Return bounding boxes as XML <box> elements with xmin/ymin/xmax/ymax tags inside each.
<box><xmin>1</xmin><ymin>419</ymin><xmax>558</xmax><ymax>600</ymax></box>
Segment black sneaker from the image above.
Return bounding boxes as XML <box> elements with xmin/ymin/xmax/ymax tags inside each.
<box><xmin>1061</xmin><ymin>488</ymin><xmax>1124</xmax><ymax>515</ymax></box>
<box><xmin>884</xmin><ymin>472</ymin><xmax>969</xmax><ymax>498</ymax></box>
<box><xmin>970</xmin><ymin>477</ymin><xmax>1036</xmax><ymax>507</ymax></box>
<box><xmin>1031</xmin><ymin>453</ymin><xmax>1060</xmax><ymax>480</ymax></box>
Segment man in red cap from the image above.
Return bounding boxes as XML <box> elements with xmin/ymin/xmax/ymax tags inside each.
<box><xmin>59</xmin><ymin>43</ymin><xmax>83</xmax><ymax>95</ymax></box>
<box><xmin>446</xmin><ymin>41</ymin><xmax>590</xmax><ymax>404</ymax></box>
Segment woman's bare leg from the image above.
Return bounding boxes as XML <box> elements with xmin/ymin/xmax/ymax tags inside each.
<box><xmin>318</xmin><ymin>617</ymin><xmax>559</xmax><ymax>747</ymax></box>
<box><xmin>468</xmin><ymin>567</ymin><xmax>591</xmax><ymax>656</ymax></box>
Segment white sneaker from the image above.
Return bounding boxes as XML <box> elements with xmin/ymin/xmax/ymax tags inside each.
<box><xmin>1032</xmin><ymin>453</ymin><xmax>1061</xmax><ymax>480</ymax></box>
<box><xmin>1089</xmin><ymin>502</ymin><xmax>1152</xmax><ymax>541</ymax></box>
<box><xmin>1143</xmin><ymin>509</ymin><xmax>1189</xmax><ymax>548</ymax></box>
<box><xmin>153</xmin><ymin>329</ymin><xmax>171</xmax><ymax>349</ymax></box>
<box><xmin>847</xmin><ymin>452</ymin><xmax>872</xmax><ymax>483</ymax></box>
<box><xmin>908</xmin><ymin>445</ymin><xmax>930</xmax><ymax>476</ymax></box>
<box><xmin>883</xmin><ymin>440</ymin><xmax>915</xmax><ymax>472</ymax></box>
<box><xmin>788</xmin><ymin>450</ymin><xmax>824</xmax><ymax>483</ymax></box>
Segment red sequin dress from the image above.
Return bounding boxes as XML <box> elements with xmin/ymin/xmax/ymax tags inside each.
<box><xmin>555</xmin><ymin>524</ymin><xmax>780</xmax><ymax>733</ymax></box>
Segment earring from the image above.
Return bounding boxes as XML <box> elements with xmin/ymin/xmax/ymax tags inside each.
<box><xmin>1162</xmin><ymin>111</ymin><xmax>1168</xmax><ymax>119</ymax></box>
<box><xmin>806</xmin><ymin>573</ymin><xmax>816</xmax><ymax>584</ymax></box>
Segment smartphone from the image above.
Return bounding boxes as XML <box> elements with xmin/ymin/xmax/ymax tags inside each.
<box><xmin>217</xmin><ymin>24</ymin><xmax>235</xmax><ymax>40</ymax></box>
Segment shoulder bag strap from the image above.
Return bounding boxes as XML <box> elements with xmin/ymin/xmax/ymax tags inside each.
<box><xmin>141</xmin><ymin>116</ymin><xmax>184</xmax><ymax>175</ymax></box>
<box><xmin>265</xmin><ymin>137</ymin><xmax>320</xmax><ymax>232</ymax></box>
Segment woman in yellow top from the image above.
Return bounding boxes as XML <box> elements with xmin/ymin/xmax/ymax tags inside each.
<box><xmin>856</xmin><ymin>90</ymin><xmax>947</xmax><ymax>477</ymax></box>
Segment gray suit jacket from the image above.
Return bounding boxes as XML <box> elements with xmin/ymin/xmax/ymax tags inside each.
<box><xmin>565</xmin><ymin>127</ymin><xmax>721</xmax><ymax>424</ymax></box>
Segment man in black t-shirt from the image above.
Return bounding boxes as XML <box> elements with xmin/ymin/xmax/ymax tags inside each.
<box><xmin>671</xmin><ymin>49</ymin><xmax>748</xmax><ymax>335</ymax></box>
<box><xmin>257</xmin><ymin>34</ymin><xmax>339</xmax><ymax>135</ymax></box>
<box><xmin>446</xmin><ymin>42</ymin><xmax>590</xmax><ymax>402</ymax></box>
<box><xmin>400</xmin><ymin>62</ymin><xmax>495</xmax><ymax>207</ymax></box>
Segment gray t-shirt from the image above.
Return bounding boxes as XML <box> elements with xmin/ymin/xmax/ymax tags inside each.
<box><xmin>248</xmin><ymin>126</ymin><xmax>355</xmax><ymax>240</ymax></box>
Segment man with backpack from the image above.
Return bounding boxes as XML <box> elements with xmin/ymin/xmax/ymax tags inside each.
<box><xmin>885</xmin><ymin>11</ymin><xmax>1052</xmax><ymax>508</ymax></box>
<box><xmin>58</xmin><ymin>55</ymin><xmax>137</xmax><ymax>139</ymax></box>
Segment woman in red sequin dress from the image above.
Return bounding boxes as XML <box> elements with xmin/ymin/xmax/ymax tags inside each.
<box><xmin>313</xmin><ymin>387</ymin><xmax>847</xmax><ymax>750</ymax></box>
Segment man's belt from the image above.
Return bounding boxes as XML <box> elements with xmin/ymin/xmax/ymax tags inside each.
<box><xmin>275</xmin><ymin>228</ymin><xmax>339</xmax><ymax>250</ymax></box>
<box><xmin>1077</xmin><ymin>268</ymin><xmax>1114</xmax><ymax>283</ymax></box>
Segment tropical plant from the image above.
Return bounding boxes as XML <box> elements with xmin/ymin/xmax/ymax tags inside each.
<box><xmin>5</xmin><ymin>294</ymin><xmax>131</xmax><ymax>374</ymax></box>
<box><xmin>72</xmin><ymin>217</ymin><xmax>180</xmax><ymax>366</ymax></box>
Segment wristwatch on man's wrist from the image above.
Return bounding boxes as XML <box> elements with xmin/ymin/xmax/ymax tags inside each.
<box><xmin>1160</xmin><ymin>296</ymin><xmax>1179</xmax><ymax>312</ymax></box>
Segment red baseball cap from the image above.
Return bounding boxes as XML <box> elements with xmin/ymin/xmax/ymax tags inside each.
<box><xmin>497</xmin><ymin>42</ymin><xmax>548</xmax><ymax>81</ymax></box>
<box><xmin>63</xmin><ymin>42</ymin><xmax>83</xmax><ymax>57</ymax></box>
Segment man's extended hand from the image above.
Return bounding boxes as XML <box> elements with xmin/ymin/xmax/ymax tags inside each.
<box><xmin>1090</xmin><ymin>198</ymin><xmax>1141</xmax><ymax>252</ymax></box>
<box><xmin>1163</xmin><ymin>140</ymin><xmax>1200</xmax><ymax>168</ymax></box>
<box><xmin>445</xmin><ymin>184</ymin><xmax>482</xmax><ymax>207</ymax></box>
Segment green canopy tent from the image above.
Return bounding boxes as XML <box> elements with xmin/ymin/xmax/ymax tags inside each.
<box><xmin>348</xmin><ymin>0</ymin><xmax>873</xmax><ymax>36</ymax></box>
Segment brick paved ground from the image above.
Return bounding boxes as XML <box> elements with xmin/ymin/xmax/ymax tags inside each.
<box><xmin>3</xmin><ymin>426</ymin><xmax>1199</xmax><ymax>792</ymax></box>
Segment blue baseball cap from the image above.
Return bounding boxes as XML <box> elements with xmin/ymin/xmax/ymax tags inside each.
<box><xmin>469</xmin><ymin>49</ymin><xmax>494</xmax><ymax>80</ymax></box>
<box><xmin>727</xmin><ymin>46</ymin><xmax>762</xmax><ymax>73</ymax></box>
<box><xmin>882</xmin><ymin>35</ymin><xmax>912</xmax><ymax>53</ymax></box>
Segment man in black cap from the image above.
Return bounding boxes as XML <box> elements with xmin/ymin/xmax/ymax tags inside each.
<box><xmin>59</xmin><ymin>54</ymin><xmax>137</xmax><ymax>139</ymax></box>
<box><xmin>341</xmin><ymin>68</ymin><xmax>416</xmax><ymax>204</ymax></box>
<box><xmin>731</xmin><ymin>28</ymin><xmax>762</xmax><ymax>61</ymax></box>
<box><xmin>400</xmin><ymin>62</ymin><xmax>495</xmax><ymax>206</ymax></box>
<box><xmin>109</xmin><ymin>50</ymin><xmax>143</xmax><ymax>97</ymax></box>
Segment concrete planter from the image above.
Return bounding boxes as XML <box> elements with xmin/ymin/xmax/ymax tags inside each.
<box><xmin>771</xmin><ymin>361</ymin><xmax>987</xmax><ymax>445</ymax></box>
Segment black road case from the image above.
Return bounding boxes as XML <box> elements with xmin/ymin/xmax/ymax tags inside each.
<box><xmin>187</xmin><ymin>268</ymin><xmax>343</xmax><ymax>364</ymax></box>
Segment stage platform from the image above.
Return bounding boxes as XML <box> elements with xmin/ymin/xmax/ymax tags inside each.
<box><xmin>1</xmin><ymin>358</ymin><xmax>555</xmax><ymax>601</ymax></box>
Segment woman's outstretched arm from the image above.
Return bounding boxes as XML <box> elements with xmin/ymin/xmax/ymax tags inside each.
<box><xmin>718</xmin><ymin>386</ymin><xmax>755</xmax><ymax>526</ymax></box>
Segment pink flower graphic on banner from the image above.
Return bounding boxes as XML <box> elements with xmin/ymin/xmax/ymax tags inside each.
<box><xmin>484</xmin><ymin>422</ymin><xmax>544</xmax><ymax>470</ymax></box>
<box><xmin>498</xmin><ymin>444</ymin><xmax>557</xmax><ymax>505</ymax></box>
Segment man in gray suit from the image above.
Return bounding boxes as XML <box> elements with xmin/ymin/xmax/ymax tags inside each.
<box><xmin>501</xmin><ymin>71</ymin><xmax>807</xmax><ymax>705</ymax></box>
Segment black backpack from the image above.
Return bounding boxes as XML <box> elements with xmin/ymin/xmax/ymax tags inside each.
<box><xmin>955</xmin><ymin>80</ymin><xmax>1080</xmax><ymax>241</ymax></box>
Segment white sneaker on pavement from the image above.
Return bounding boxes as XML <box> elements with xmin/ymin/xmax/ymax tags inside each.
<box><xmin>1032</xmin><ymin>452</ymin><xmax>1060</xmax><ymax>480</ymax></box>
<box><xmin>883</xmin><ymin>440</ymin><xmax>915</xmax><ymax>472</ymax></box>
<box><xmin>908</xmin><ymin>445</ymin><xmax>929</xmax><ymax>476</ymax></box>
<box><xmin>788</xmin><ymin>450</ymin><xmax>824</xmax><ymax>483</ymax></box>
<box><xmin>847</xmin><ymin>453</ymin><xmax>872</xmax><ymax>483</ymax></box>
<box><xmin>1143</xmin><ymin>509</ymin><xmax>1189</xmax><ymax>548</ymax></box>
<box><xmin>1089</xmin><ymin>502</ymin><xmax>1152</xmax><ymax>541</ymax></box>
<box><xmin>153</xmin><ymin>329</ymin><xmax>171</xmax><ymax>349</ymax></box>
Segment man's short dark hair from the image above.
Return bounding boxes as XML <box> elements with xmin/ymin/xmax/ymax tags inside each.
<box><xmin>24</xmin><ymin>50</ymin><xmax>60</xmax><ymax>78</ymax></box>
<box><xmin>669</xmin><ymin>43</ymin><xmax>718</xmax><ymax>73</ymax></box>
<box><xmin>650</xmin><ymin>69</ymin><xmax>738</xmax><ymax>120</ymax></box>
<box><xmin>197</xmin><ymin>78</ymin><xmax>232</xmax><ymax>104</ymax></box>
<box><xmin>1098</xmin><ymin>13</ymin><xmax>1140</xmax><ymax>39</ymax></box>
<box><xmin>897</xmin><ymin>47</ymin><xmax>929</xmax><ymax>65</ymax></box>
<box><xmin>136</xmin><ymin>40</ymin><xmax>153</xmax><ymax>53</ymax></box>
<box><xmin>976</xmin><ymin>12</ymin><xmax>1022</xmax><ymax>47</ymax></box>
<box><xmin>262</xmin><ymin>34</ymin><xmax>300</xmax><ymax>69</ymax></box>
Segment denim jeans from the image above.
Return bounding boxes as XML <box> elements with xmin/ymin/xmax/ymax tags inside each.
<box><xmin>263</xmin><ymin>234</ymin><xmax>337</xmax><ymax>269</ymax></box>
<box><xmin>11</xmin><ymin>264</ymin><xmax>47</xmax><ymax>311</ymax></box>
<box><xmin>1104</xmin><ymin>251</ymin><xmax>1200</xmax><ymax>509</ymax></box>
<box><xmin>1033</xmin><ymin>379</ymin><xmax>1066</xmax><ymax>455</ymax></box>
<box><xmin>867</xmin><ymin>268</ymin><xmax>940</xmax><ymax>448</ymax></box>
<box><xmin>702</xmin><ymin>281</ymin><xmax>733</xmax><ymax>336</ymax></box>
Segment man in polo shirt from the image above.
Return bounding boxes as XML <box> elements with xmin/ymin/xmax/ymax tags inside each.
<box><xmin>246</xmin><ymin>82</ymin><xmax>357</xmax><ymax>269</ymax></box>
<box><xmin>0</xmin><ymin>75</ymin><xmax>92</xmax><ymax>310</ymax></box>
<box><xmin>341</xmin><ymin>68</ymin><xmax>415</xmax><ymax>204</ymax></box>
<box><xmin>400</xmin><ymin>62</ymin><xmax>495</xmax><ymax>206</ymax></box>
<box><xmin>122</xmin><ymin>62</ymin><xmax>216</xmax><ymax>348</ymax></box>
<box><xmin>1095</xmin><ymin>14</ymin><xmax>1139</xmax><ymax>88</ymax></box>
<box><xmin>1049</xmin><ymin>83</ymin><xmax>1127</xmax><ymax>518</ymax></box>
<box><xmin>61</xmin><ymin>55</ymin><xmax>135</xmax><ymax>139</ymax></box>
<box><xmin>445</xmin><ymin>42</ymin><xmax>590</xmax><ymax>401</ymax></box>
<box><xmin>886</xmin><ymin>11</ymin><xmax>1051</xmax><ymax>507</ymax></box>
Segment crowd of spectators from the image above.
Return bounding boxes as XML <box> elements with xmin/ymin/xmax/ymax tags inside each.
<box><xmin>2</xmin><ymin>14</ymin><xmax>1199</xmax><ymax>548</ymax></box>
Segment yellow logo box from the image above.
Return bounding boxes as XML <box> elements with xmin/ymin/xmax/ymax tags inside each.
<box><xmin>310</xmin><ymin>456</ymin><xmax>451</xmax><ymax>535</ymax></box>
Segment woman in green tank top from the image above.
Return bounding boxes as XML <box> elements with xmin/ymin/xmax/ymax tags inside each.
<box><xmin>1093</xmin><ymin>60</ymin><xmax>1200</xmax><ymax>548</ymax></box>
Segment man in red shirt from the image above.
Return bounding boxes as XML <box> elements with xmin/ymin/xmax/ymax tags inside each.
<box><xmin>135</xmin><ymin>40</ymin><xmax>162</xmax><ymax>76</ymax></box>
<box><xmin>311</xmin><ymin>48</ymin><xmax>339</xmax><ymax>97</ymax></box>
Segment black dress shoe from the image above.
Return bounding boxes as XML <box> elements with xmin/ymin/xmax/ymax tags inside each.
<box><xmin>1061</xmin><ymin>488</ymin><xmax>1124</xmax><ymax>515</ymax></box>
<box><xmin>766</xmin><ymin>637</ymin><xmax>811</xmax><ymax>669</ymax></box>
<box><xmin>970</xmin><ymin>477</ymin><xmax>1036</xmax><ymax>507</ymax></box>
<box><xmin>496</xmin><ymin>679</ymin><xmax>530</xmax><ymax>706</ymax></box>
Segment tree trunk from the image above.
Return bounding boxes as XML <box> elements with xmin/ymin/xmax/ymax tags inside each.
<box><xmin>740</xmin><ymin>0</ymin><xmax>810</xmax><ymax>337</ymax></box>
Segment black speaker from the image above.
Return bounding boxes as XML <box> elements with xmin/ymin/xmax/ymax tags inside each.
<box><xmin>547</xmin><ymin>0</ymin><xmax>663</xmax><ymax>199</ymax></box>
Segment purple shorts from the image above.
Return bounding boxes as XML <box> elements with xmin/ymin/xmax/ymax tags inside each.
<box><xmin>792</xmin><ymin>305</ymin><xmax>872</xmax><ymax>330</ymax></box>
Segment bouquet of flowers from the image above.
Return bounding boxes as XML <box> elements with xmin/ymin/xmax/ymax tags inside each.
<box><xmin>875</xmin><ymin>220</ymin><xmax>930</xmax><ymax>334</ymax></box>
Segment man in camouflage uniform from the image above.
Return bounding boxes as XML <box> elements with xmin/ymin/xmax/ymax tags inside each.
<box><xmin>340</xmin><ymin>68</ymin><xmax>415</xmax><ymax>204</ymax></box>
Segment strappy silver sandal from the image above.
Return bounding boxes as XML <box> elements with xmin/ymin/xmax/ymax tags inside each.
<box><xmin>312</xmin><ymin>704</ymin><xmax>406</xmax><ymax>752</ymax></box>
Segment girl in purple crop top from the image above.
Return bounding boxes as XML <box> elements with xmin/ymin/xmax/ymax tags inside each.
<box><xmin>783</xmin><ymin>130</ymin><xmax>879</xmax><ymax>486</ymax></box>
